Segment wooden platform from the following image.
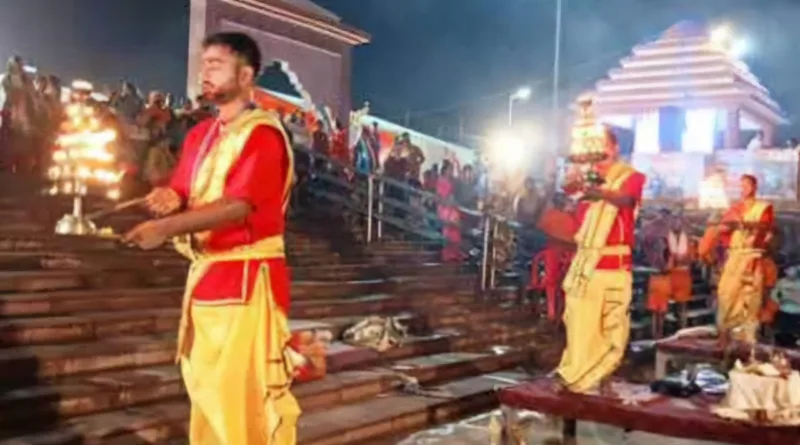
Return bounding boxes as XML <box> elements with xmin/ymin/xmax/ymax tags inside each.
<box><xmin>655</xmin><ymin>337</ymin><xmax>800</xmax><ymax>378</ymax></box>
<box><xmin>498</xmin><ymin>378</ymin><xmax>800</xmax><ymax>445</ymax></box>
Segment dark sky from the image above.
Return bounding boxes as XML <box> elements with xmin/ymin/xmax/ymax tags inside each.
<box><xmin>3</xmin><ymin>0</ymin><xmax>800</xmax><ymax>140</ymax></box>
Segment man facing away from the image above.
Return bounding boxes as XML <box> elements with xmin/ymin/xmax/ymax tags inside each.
<box><xmin>123</xmin><ymin>32</ymin><xmax>299</xmax><ymax>444</ymax></box>
<box><xmin>716</xmin><ymin>174</ymin><xmax>774</xmax><ymax>346</ymax></box>
<box><xmin>554</xmin><ymin>129</ymin><xmax>646</xmax><ymax>395</ymax></box>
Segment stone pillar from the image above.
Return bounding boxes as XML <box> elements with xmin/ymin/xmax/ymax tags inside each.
<box><xmin>762</xmin><ymin>123</ymin><xmax>775</xmax><ymax>148</ymax></box>
<box><xmin>724</xmin><ymin>108</ymin><xmax>741</xmax><ymax>149</ymax></box>
<box><xmin>187</xmin><ymin>0</ymin><xmax>209</xmax><ymax>100</ymax></box>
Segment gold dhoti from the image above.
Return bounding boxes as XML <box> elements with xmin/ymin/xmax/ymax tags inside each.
<box><xmin>557</xmin><ymin>254</ymin><xmax>632</xmax><ymax>393</ymax></box>
<box><xmin>717</xmin><ymin>249</ymin><xmax>764</xmax><ymax>344</ymax></box>
<box><xmin>177</xmin><ymin>236</ymin><xmax>300</xmax><ymax>445</ymax></box>
<box><xmin>554</xmin><ymin>162</ymin><xmax>639</xmax><ymax>393</ymax></box>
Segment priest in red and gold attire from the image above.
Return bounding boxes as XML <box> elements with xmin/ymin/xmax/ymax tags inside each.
<box><xmin>715</xmin><ymin>174</ymin><xmax>774</xmax><ymax>345</ymax></box>
<box><xmin>555</xmin><ymin>129</ymin><xmax>646</xmax><ymax>395</ymax></box>
<box><xmin>123</xmin><ymin>32</ymin><xmax>299</xmax><ymax>444</ymax></box>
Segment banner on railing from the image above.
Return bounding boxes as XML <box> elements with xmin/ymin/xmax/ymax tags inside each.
<box><xmin>713</xmin><ymin>149</ymin><xmax>798</xmax><ymax>201</ymax></box>
<box><xmin>632</xmin><ymin>149</ymin><xmax>799</xmax><ymax>201</ymax></box>
<box><xmin>632</xmin><ymin>152</ymin><xmax>706</xmax><ymax>200</ymax></box>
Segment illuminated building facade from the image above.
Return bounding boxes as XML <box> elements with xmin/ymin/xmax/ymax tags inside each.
<box><xmin>587</xmin><ymin>21</ymin><xmax>786</xmax><ymax>154</ymax></box>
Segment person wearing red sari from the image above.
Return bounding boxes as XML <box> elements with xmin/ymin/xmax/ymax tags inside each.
<box><xmin>437</xmin><ymin>161</ymin><xmax>461</xmax><ymax>262</ymax></box>
<box><xmin>123</xmin><ymin>33</ymin><xmax>299</xmax><ymax>445</ymax></box>
<box><xmin>715</xmin><ymin>174</ymin><xmax>774</xmax><ymax>345</ymax></box>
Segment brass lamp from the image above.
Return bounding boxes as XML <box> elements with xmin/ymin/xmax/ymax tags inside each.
<box><xmin>568</xmin><ymin>98</ymin><xmax>608</xmax><ymax>188</ymax></box>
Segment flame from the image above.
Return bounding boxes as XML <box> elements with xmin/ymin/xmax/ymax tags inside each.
<box><xmin>699</xmin><ymin>173</ymin><xmax>729</xmax><ymax>209</ymax></box>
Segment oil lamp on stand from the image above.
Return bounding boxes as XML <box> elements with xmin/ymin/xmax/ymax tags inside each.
<box><xmin>568</xmin><ymin>98</ymin><xmax>609</xmax><ymax>197</ymax></box>
<box><xmin>49</xmin><ymin>80</ymin><xmax>121</xmax><ymax>236</ymax></box>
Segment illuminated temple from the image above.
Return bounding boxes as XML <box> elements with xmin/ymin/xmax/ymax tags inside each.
<box><xmin>577</xmin><ymin>21</ymin><xmax>797</xmax><ymax>203</ymax></box>
<box><xmin>589</xmin><ymin>21</ymin><xmax>787</xmax><ymax>154</ymax></box>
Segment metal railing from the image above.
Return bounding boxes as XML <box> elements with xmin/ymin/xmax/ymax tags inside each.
<box><xmin>290</xmin><ymin>144</ymin><xmax>541</xmax><ymax>292</ymax></box>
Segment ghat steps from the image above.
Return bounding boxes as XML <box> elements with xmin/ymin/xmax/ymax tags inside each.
<box><xmin>0</xmin><ymin>189</ymin><xmax>543</xmax><ymax>444</ymax></box>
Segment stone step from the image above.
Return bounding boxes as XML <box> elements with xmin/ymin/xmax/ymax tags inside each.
<box><xmin>0</xmin><ymin>287</ymin><xmax>185</xmax><ymax>318</ymax></box>
<box><xmin>0</xmin><ymin>268</ymin><xmax>187</xmax><ymax>293</ymax></box>
<box><xmin>0</xmin><ymin>284</ymin><xmax>475</xmax><ymax>320</ymax></box>
<box><xmin>298</xmin><ymin>372</ymin><xmax>527</xmax><ymax>445</ymax></box>
<box><xmin>25</xmin><ymin>372</ymin><xmax>526</xmax><ymax>445</ymax></box>
<box><xmin>292</xmin><ymin>262</ymin><xmax>462</xmax><ymax>281</ymax></box>
<box><xmin>0</xmin><ymin>309</ymin><xmax>539</xmax><ymax>391</ymax></box>
<box><xmin>0</xmin><ymin>350</ymin><xmax>530</xmax><ymax>433</ymax></box>
<box><xmin>0</xmin><ymin>330</ymin><xmax>456</xmax><ymax>390</ymax></box>
<box><xmin>291</xmin><ymin>275</ymin><xmax>476</xmax><ymax>301</ymax></box>
<box><xmin>0</xmin><ymin>291</ymin><xmax>502</xmax><ymax>348</ymax></box>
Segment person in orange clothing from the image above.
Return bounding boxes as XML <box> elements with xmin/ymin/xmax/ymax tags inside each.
<box><xmin>530</xmin><ymin>193</ymin><xmax>577</xmax><ymax>321</ymax></box>
<box><xmin>123</xmin><ymin>32</ymin><xmax>299</xmax><ymax>445</ymax></box>
<box><xmin>554</xmin><ymin>129</ymin><xmax>646</xmax><ymax>395</ymax></box>
<box><xmin>646</xmin><ymin>214</ymin><xmax>695</xmax><ymax>338</ymax></box>
<box><xmin>715</xmin><ymin>174</ymin><xmax>774</xmax><ymax>346</ymax></box>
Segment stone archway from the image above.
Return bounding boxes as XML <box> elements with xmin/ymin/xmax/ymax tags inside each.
<box><xmin>258</xmin><ymin>60</ymin><xmax>314</xmax><ymax>108</ymax></box>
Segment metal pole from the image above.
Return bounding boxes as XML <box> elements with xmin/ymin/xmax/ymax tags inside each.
<box><xmin>480</xmin><ymin>215</ymin><xmax>491</xmax><ymax>291</ymax></box>
<box><xmin>552</xmin><ymin>0</ymin><xmax>563</xmax><ymax>152</ymax></box>
<box><xmin>489</xmin><ymin>220</ymin><xmax>499</xmax><ymax>289</ymax></box>
<box><xmin>377</xmin><ymin>180</ymin><xmax>384</xmax><ymax>240</ymax></box>
<box><xmin>366</xmin><ymin>175</ymin><xmax>374</xmax><ymax>243</ymax></box>
<box><xmin>508</xmin><ymin>96</ymin><xmax>513</xmax><ymax>126</ymax></box>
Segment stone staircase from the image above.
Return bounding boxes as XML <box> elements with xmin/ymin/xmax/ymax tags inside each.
<box><xmin>0</xmin><ymin>189</ymin><xmax>545</xmax><ymax>444</ymax></box>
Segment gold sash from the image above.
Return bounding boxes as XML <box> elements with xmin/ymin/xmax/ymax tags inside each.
<box><xmin>562</xmin><ymin>162</ymin><xmax>637</xmax><ymax>297</ymax></box>
<box><xmin>729</xmin><ymin>200</ymin><xmax>770</xmax><ymax>250</ymax></box>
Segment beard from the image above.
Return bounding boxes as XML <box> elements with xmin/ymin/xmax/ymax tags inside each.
<box><xmin>201</xmin><ymin>80</ymin><xmax>242</xmax><ymax>105</ymax></box>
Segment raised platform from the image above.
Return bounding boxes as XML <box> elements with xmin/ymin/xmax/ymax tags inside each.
<box><xmin>655</xmin><ymin>337</ymin><xmax>800</xmax><ymax>378</ymax></box>
<box><xmin>498</xmin><ymin>378</ymin><xmax>800</xmax><ymax>445</ymax></box>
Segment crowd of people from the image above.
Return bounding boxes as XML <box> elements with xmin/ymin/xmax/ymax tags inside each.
<box><xmin>0</xmin><ymin>55</ymin><xmax>552</xmax><ymax>269</ymax></box>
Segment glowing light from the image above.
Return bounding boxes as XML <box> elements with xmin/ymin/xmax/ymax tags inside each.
<box><xmin>730</xmin><ymin>39</ymin><xmax>750</xmax><ymax>58</ymax></box>
<box><xmin>49</xmin><ymin>99</ymin><xmax>121</xmax><ymax>203</ymax></box>
<box><xmin>488</xmin><ymin>130</ymin><xmax>528</xmax><ymax>172</ymax></box>
<box><xmin>511</xmin><ymin>86</ymin><xmax>532</xmax><ymax>101</ymax></box>
<box><xmin>711</xmin><ymin>26</ymin><xmax>731</xmax><ymax>45</ymax></box>
<box><xmin>699</xmin><ymin>173</ymin><xmax>729</xmax><ymax>209</ymax></box>
<box><xmin>71</xmin><ymin>80</ymin><xmax>93</xmax><ymax>91</ymax></box>
<box><xmin>47</xmin><ymin>167</ymin><xmax>61</xmax><ymax>180</ymax></box>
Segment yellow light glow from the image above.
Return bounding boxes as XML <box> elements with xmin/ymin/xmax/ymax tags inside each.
<box><xmin>71</xmin><ymin>80</ymin><xmax>93</xmax><ymax>91</ymax></box>
<box><xmin>698</xmin><ymin>173</ymin><xmax>729</xmax><ymax>209</ymax></box>
<box><xmin>47</xmin><ymin>166</ymin><xmax>61</xmax><ymax>180</ymax></box>
<box><xmin>48</xmin><ymin>185</ymin><xmax>59</xmax><ymax>196</ymax></box>
<box><xmin>66</xmin><ymin>104</ymin><xmax>80</xmax><ymax>117</ymax></box>
<box><xmin>487</xmin><ymin>130</ymin><xmax>528</xmax><ymax>172</ymax></box>
<box><xmin>53</xmin><ymin>151</ymin><xmax>67</xmax><ymax>162</ymax></box>
<box><xmin>76</xmin><ymin>167</ymin><xmax>91</xmax><ymax>179</ymax></box>
<box><xmin>106</xmin><ymin>189</ymin><xmax>121</xmax><ymax>200</ymax></box>
<box><xmin>711</xmin><ymin>26</ymin><xmax>730</xmax><ymax>45</ymax></box>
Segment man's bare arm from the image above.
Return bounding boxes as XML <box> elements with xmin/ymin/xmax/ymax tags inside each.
<box><xmin>156</xmin><ymin>198</ymin><xmax>252</xmax><ymax>238</ymax></box>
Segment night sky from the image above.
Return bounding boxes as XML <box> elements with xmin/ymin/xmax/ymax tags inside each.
<box><xmin>3</xmin><ymin>0</ymin><xmax>800</xmax><ymax>141</ymax></box>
